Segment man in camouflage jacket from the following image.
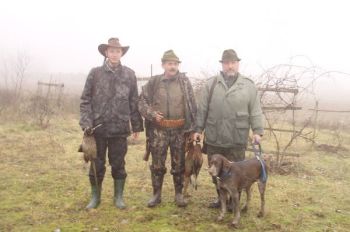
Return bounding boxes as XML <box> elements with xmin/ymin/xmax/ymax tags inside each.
<box><xmin>80</xmin><ymin>38</ymin><xmax>143</xmax><ymax>209</ymax></box>
<box><xmin>138</xmin><ymin>50</ymin><xmax>197</xmax><ymax>208</ymax></box>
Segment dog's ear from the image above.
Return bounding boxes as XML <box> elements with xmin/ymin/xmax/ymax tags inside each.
<box><xmin>214</xmin><ymin>155</ymin><xmax>225</xmax><ymax>174</ymax></box>
<box><xmin>222</xmin><ymin>157</ymin><xmax>232</xmax><ymax>173</ymax></box>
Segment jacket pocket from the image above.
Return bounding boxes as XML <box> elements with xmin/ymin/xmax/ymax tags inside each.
<box><xmin>235</xmin><ymin>112</ymin><xmax>250</xmax><ymax>144</ymax></box>
<box><xmin>117</xmin><ymin>96</ymin><xmax>131</xmax><ymax>116</ymax></box>
<box><xmin>205</xmin><ymin>118</ymin><xmax>217</xmax><ymax>143</ymax></box>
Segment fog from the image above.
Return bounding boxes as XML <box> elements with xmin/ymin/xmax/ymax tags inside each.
<box><xmin>1</xmin><ymin>0</ymin><xmax>350</xmax><ymax>107</ymax></box>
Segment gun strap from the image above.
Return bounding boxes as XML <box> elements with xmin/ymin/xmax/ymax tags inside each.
<box><xmin>203</xmin><ymin>77</ymin><xmax>218</xmax><ymax>128</ymax></box>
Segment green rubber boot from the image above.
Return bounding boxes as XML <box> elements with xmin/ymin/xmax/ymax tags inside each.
<box><xmin>86</xmin><ymin>185</ymin><xmax>101</xmax><ymax>209</ymax></box>
<box><xmin>114</xmin><ymin>179</ymin><xmax>126</xmax><ymax>209</ymax></box>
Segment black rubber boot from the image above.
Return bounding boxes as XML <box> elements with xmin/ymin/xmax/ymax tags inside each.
<box><xmin>148</xmin><ymin>174</ymin><xmax>164</xmax><ymax>208</ymax></box>
<box><xmin>173</xmin><ymin>175</ymin><xmax>187</xmax><ymax>208</ymax></box>
<box><xmin>114</xmin><ymin>179</ymin><xmax>126</xmax><ymax>209</ymax></box>
<box><xmin>86</xmin><ymin>184</ymin><xmax>101</xmax><ymax>209</ymax></box>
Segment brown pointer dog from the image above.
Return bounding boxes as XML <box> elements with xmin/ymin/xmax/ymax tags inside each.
<box><xmin>208</xmin><ymin>154</ymin><xmax>268</xmax><ymax>228</ymax></box>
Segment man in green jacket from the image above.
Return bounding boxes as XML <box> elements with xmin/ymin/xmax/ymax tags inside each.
<box><xmin>193</xmin><ymin>49</ymin><xmax>264</xmax><ymax>208</ymax></box>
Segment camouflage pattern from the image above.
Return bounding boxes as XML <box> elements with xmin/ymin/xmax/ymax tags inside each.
<box><xmin>196</xmin><ymin>72</ymin><xmax>264</xmax><ymax>149</ymax></box>
<box><xmin>89</xmin><ymin>136</ymin><xmax>128</xmax><ymax>185</ymax></box>
<box><xmin>139</xmin><ymin>72</ymin><xmax>197</xmax><ymax>133</ymax></box>
<box><xmin>80</xmin><ymin>61</ymin><xmax>143</xmax><ymax>184</ymax></box>
<box><xmin>80</xmin><ymin>62</ymin><xmax>144</xmax><ymax>137</ymax></box>
<box><xmin>148</xmin><ymin>127</ymin><xmax>186</xmax><ymax>177</ymax></box>
<box><xmin>138</xmin><ymin>72</ymin><xmax>197</xmax><ymax>193</ymax></box>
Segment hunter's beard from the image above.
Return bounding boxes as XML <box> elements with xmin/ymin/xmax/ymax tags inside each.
<box><xmin>225</xmin><ymin>70</ymin><xmax>236</xmax><ymax>77</ymax></box>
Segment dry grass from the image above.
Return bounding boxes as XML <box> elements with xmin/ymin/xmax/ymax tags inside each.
<box><xmin>0</xmin><ymin>115</ymin><xmax>349</xmax><ymax>232</ymax></box>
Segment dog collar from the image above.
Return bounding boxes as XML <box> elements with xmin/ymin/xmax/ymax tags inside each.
<box><xmin>217</xmin><ymin>170</ymin><xmax>232</xmax><ymax>181</ymax></box>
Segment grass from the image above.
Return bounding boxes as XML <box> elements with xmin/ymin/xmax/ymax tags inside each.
<box><xmin>0</xmin><ymin>115</ymin><xmax>349</xmax><ymax>232</ymax></box>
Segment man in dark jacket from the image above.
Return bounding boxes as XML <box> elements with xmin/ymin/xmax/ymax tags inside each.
<box><xmin>80</xmin><ymin>38</ymin><xmax>143</xmax><ymax>209</ymax></box>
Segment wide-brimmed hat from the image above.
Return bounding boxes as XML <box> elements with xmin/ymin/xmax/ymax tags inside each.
<box><xmin>219</xmin><ymin>49</ymin><xmax>241</xmax><ymax>63</ymax></box>
<box><xmin>98</xmin><ymin>38</ymin><xmax>129</xmax><ymax>57</ymax></box>
<box><xmin>161</xmin><ymin>50</ymin><xmax>181</xmax><ymax>63</ymax></box>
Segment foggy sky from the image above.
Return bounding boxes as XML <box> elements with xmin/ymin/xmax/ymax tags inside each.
<box><xmin>1</xmin><ymin>0</ymin><xmax>350</xmax><ymax>78</ymax></box>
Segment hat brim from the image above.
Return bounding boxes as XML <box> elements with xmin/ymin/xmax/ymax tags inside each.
<box><xmin>219</xmin><ymin>58</ymin><xmax>241</xmax><ymax>63</ymax></box>
<box><xmin>98</xmin><ymin>44</ymin><xmax>129</xmax><ymax>57</ymax></box>
<box><xmin>161</xmin><ymin>58</ymin><xmax>181</xmax><ymax>63</ymax></box>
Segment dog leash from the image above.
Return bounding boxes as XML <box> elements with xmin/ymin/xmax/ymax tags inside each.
<box><xmin>251</xmin><ymin>141</ymin><xmax>268</xmax><ymax>183</ymax></box>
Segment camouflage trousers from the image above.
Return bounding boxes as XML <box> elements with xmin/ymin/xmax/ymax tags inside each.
<box><xmin>207</xmin><ymin>144</ymin><xmax>245</xmax><ymax>185</ymax></box>
<box><xmin>89</xmin><ymin>135</ymin><xmax>128</xmax><ymax>185</ymax></box>
<box><xmin>149</xmin><ymin>127</ymin><xmax>185</xmax><ymax>179</ymax></box>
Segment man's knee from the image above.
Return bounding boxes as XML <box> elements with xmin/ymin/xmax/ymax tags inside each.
<box><xmin>170</xmin><ymin>167</ymin><xmax>184</xmax><ymax>176</ymax></box>
<box><xmin>112</xmin><ymin>168</ymin><xmax>127</xmax><ymax>180</ymax></box>
<box><xmin>90</xmin><ymin>160</ymin><xmax>106</xmax><ymax>176</ymax></box>
<box><xmin>150</xmin><ymin>164</ymin><xmax>167</xmax><ymax>176</ymax></box>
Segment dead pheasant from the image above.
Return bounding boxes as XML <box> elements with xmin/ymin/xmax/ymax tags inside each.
<box><xmin>183</xmin><ymin>135</ymin><xmax>203</xmax><ymax>197</ymax></box>
<box><xmin>78</xmin><ymin>124</ymin><xmax>102</xmax><ymax>185</ymax></box>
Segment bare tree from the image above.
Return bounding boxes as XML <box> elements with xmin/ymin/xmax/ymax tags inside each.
<box><xmin>13</xmin><ymin>51</ymin><xmax>30</xmax><ymax>101</ymax></box>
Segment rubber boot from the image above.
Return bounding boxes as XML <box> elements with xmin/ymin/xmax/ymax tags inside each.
<box><xmin>114</xmin><ymin>179</ymin><xmax>126</xmax><ymax>209</ymax></box>
<box><xmin>148</xmin><ymin>174</ymin><xmax>164</xmax><ymax>207</ymax></box>
<box><xmin>86</xmin><ymin>184</ymin><xmax>101</xmax><ymax>209</ymax></box>
<box><xmin>173</xmin><ymin>175</ymin><xmax>187</xmax><ymax>207</ymax></box>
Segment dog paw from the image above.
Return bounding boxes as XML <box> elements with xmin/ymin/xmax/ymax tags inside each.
<box><xmin>257</xmin><ymin>211</ymin><xmax>265</xmax><ymax>218</ymax></box>
<box><xmin>217</xmin><ymin>215</ymin><xmax>224</xmax><ymax>222</ymax></box>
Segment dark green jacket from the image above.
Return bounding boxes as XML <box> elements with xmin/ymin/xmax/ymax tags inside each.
<box><xmin>196</xmin><ymin>73</ymin><xmax>264</xmax><ymax>148</ymax></box>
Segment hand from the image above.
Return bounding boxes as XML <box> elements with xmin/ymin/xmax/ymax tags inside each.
<box><xmin>252</xmin><ymin>134</ymin><xmax>262</xmax><ymax>144</ymax></box>
<box><xmin>84</xmin><ymin>127</ymin><xmax>93</xmax><ymax>135</ymax></box>
<box><xmin>154</xmin><ymin>111</ymin><xmax>164</xmax><ymax>122</ymax></box>
<box><xmin>132</xmin><ymin>132</ymin><xmax>139</xmax><ymax>139</ymax></box>
<box><xmin>192</xmin><ymin>132</ymin><xmax>202</xmax><ymax>142</ymax></box>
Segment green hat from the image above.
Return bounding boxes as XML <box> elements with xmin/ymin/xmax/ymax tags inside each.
<box><xmin>219</xmin><ymin>49</ymin><xmax>241</xmax><ymax>63</ymax></box>
<box><xmin>161</xmin><ymin>50</ymin><xmax>181</xmax><ymax>63</ymax></box>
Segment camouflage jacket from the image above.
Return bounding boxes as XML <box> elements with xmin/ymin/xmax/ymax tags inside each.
<box><xmin>138</xmin><ymin>72</ymin><xmax>197</xmax><ymax>133</ymax></box>
<box><xmin>79</xmin><ymin>62</ymin><xmax>144</xmax><ymax>137</ymax></box>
